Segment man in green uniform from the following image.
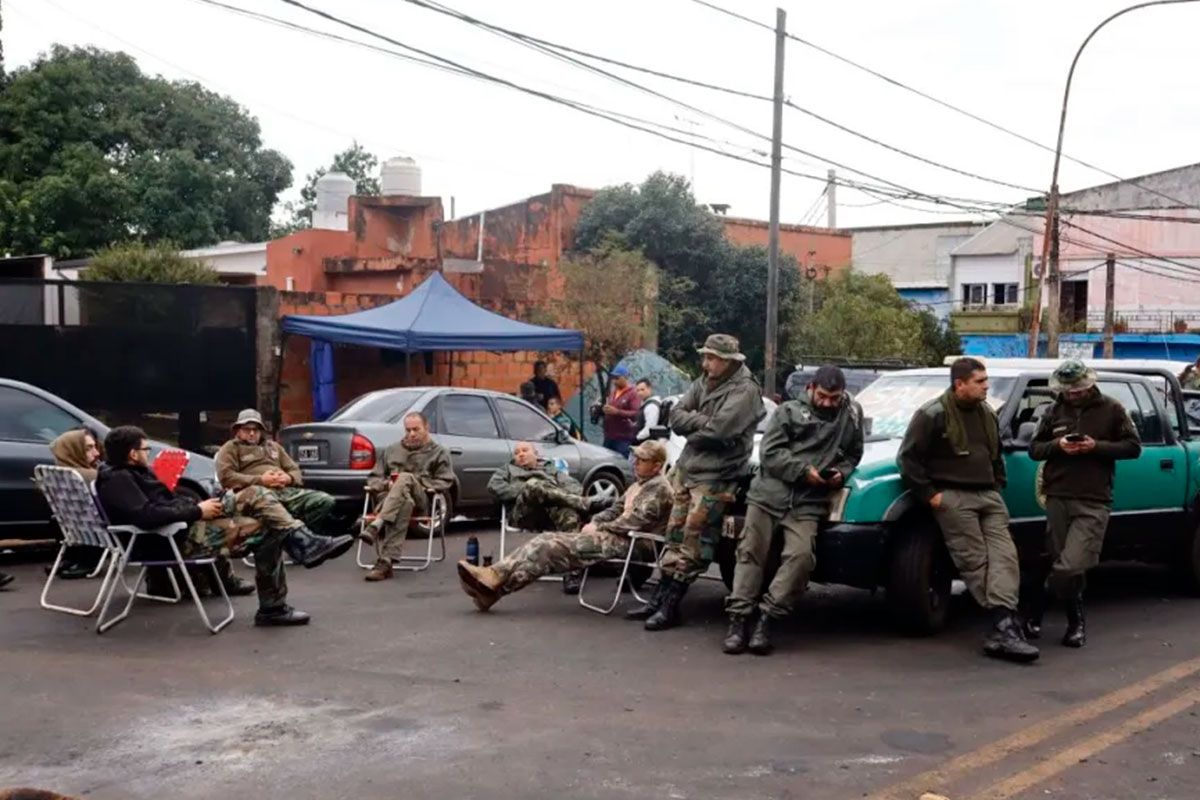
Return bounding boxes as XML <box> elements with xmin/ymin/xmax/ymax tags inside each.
<box><xmin>899</xmin><ymin>357</ymin><xmax>1039</xmax><ymax>663</ymax></box>
<box><xmin>1028</xmin><ymin>359</ymin><xmax>1141</xmax><ymax>647</ymax></box>
<box><xmin>215</xmin><ymin>408</ymin><xmax>352</xmax><ymax>567</ymax></box>
<box><xmin>627</xmin><ymin>333</ymin><xmax>764</xmax><ymax>632</ymax></box>
<box><xmin>723</xmin><ymin>365</ymin><xmax>864</xmax><ymax>655</ymax></box>
<box><xmin>216</xmin><ymin>409</ymin><xmax>337</xmax><ymax>533</ymax></box>
<box><xmin>457</xmin><ymin>440</ymin><xmax>673</xmax><ymax>611</ymax></box>
<box><xmin>361</xmin><ymin>412</ymin><xmax>455</xmax><ymax>582</ymax></box>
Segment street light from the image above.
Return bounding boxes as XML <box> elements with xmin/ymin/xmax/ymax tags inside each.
<box><xmin>1026</xmin><ymin>0</ymin><xmax>1200</xmax><ymax>358</ymax></box>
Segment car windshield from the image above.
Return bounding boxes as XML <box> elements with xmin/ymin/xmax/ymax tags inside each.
<box><xmin>329</xmin><ymin>390</ymin><xmax>423</xmax><ymax>422</ymax></box>
<box><xmin>857</xmin><ymin>374</ymin><xmax>1014</xmax><ymax>440</ymax></box>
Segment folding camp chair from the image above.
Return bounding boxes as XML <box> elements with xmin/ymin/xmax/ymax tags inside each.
<box><xmin>498</xmin><ymin>504</ymin><xmax>566</xmax><ymax>584</ymax></box>
<box><xmin>355</xmin><ymin>487</ymin><xmax>448</xmax><ymax>572</ymax></box>
<box><xmin>36</xmin><ymin>466</ymin><xmax>123</xmax><ymax>618</ymax></box>
<box><xmin>577</xmin><ymin>530</ymin><xmax>668</xmax><ymax>615</ymax></box>
<box><xmin>152</xmin><ymin>448</ymin><xmax>189</xmax><ymax>492</ymax></box>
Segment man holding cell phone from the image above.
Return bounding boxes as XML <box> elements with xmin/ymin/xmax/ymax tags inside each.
<box><xmin>722</xmin><ymin>365</ymin><xmax>864</xmax><ymax>655</ymax></box>
<box><xmin>1027</xmin><ymin>359</ymin><xmax>1141</xmax><ymax>647</ymax></box>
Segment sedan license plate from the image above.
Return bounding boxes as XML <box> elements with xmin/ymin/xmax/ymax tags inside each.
<box><xmin>296</xmin><ymin>444</ymin><xmax>320</xmax><ymax>463</ymax></box>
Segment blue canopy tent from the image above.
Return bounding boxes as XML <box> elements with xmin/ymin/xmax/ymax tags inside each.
<box><xmin>279</xmin><ymin>272</ymin><xmax>585</xmax><ymax>422</ymax></box>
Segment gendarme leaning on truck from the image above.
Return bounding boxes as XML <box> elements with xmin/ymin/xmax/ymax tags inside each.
<box><xmin>897</xmin><ymin>357</ymin><xmax>1039</xmax><ymax>663</ymax></box>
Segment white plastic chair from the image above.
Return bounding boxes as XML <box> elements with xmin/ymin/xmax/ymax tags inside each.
<box><xmin>355</xmin><ymin>487</ymin><xmax>448</xmax><ymax>572</ymax></box>
<box><xmin>36</xmin><ymin>466</ymin><xmax>122</xmax><ymax>617</ymax></box>
<box><xmin>577</xmin><ymin>530</ymin><xmax>668</xmax><ymax>615</ymax></box>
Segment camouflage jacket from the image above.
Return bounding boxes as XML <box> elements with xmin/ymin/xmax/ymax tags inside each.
<box><xmin>591</xmin><ymin>473</ymin><xmax>673</xmax><ymax>535</ymax></box>
<box><xmin>215</xmin><ymin>439</ymin><xmax>303</xmax><ymax>491</ymax></box>
<box><xmin>367</xmin><ymin>439</ymin><xmax>455</xmax><ymax>495</ymax></box>
<box><xmin>487</xmin><ymin>460</ymin><xmax>582</xmax><ymax>504</ymax></box>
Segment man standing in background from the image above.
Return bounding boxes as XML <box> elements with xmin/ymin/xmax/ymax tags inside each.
<box><xmin>602</xmin><ymin>365</ymin><xmax>641</xmax><ymax>458</ymax></box>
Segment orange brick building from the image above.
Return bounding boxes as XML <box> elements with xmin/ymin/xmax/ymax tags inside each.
<box><xmin>266</xmin><ymin>184</ymin><xmax>850</xmax><ymax>426</ymax></box>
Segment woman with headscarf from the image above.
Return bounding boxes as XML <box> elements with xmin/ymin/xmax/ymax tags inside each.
<box><xmin>47</xmin><ymin>428</ymin><xmax>105</xmax><ymax>579</ymax></box>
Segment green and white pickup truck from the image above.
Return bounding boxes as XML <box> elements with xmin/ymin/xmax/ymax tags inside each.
<box><xmin>716</xmin><ymin>358</ymin><xmax>1200</xmax><ymax>634</ymax></box>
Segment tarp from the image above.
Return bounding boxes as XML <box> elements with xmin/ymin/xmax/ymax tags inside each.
<box><xmin>281</xmin><ymin>272</ymin><xmax>583</xmax><ymax>352</ymax></box>
<box><xmin>310</xmin><ymin>340</ymin><xmax>337</xmax><ymax>421</ymax></box>
<box><xmin>566</xmin><ymin>350</ymin><xmax>694</xmax><ymax>444</ymax></box>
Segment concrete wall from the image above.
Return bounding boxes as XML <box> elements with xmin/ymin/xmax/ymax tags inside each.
<box><xmin>850</xmin><ymin>222</ymin><xmax>985</xmax><ymax>285</ymax></box>
<box><xmin>721</xmin><ymin>217</ymin><xmax>851</xmax><ymax>274</ymax></box>
<box><xmin>961</xmin><ymin>332</ymin><xmax>1200</xmax><ymax>361</ymax></box>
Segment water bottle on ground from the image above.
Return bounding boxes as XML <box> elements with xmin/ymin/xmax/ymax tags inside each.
<box><xmin>466</xmin><ymin>535</ymin><xmax>479</xmax><ymax>566</ymax></box>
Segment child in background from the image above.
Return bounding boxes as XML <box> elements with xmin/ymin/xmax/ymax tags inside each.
<box><xmin>547</xmin><ymin>395</ymin><xmax>581</xmax><ymax>440</ymax></box>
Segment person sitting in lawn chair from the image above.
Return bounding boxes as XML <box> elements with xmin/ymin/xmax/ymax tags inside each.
<box><xmin>96</xmin><ymin>426</ymin><xmax>353</xmax><ymax>626</ymax></box>
<box><xmin>487</xmin><ymin>441</ymin><xmax>614</xmax><ymax>594</ymax></box>
<box><xmin>360</xmin><ymin>412</ymin><xmax>455</xmax><ymax>582</ymax></box>
<box><xmin>216</xmin><ymin>409</ymin><xmax>337</xmax><ymax>534</ymax></box>
<box><xmin>458</xmin><ymin>440</ymin><xmax>672</xmax><ymax>611</ymax></box>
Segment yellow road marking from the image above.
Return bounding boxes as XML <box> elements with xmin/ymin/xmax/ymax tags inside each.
<box><xmin>864</xmin><ymin>655</ymin><xmax>1200</xmax><ymax>800</ymax></box>
<box><xmin>966</xmin><ymin>683</ymin><xmax>1200</xmax><ymax>800</ymax></box>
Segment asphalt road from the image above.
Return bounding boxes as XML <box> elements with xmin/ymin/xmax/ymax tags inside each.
<box><xmin>2</xmin><ymin>524</ymin><xmax>1198</xmax><ymax>800</ymax></box>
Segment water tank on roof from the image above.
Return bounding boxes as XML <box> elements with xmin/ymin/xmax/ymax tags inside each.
<box><xmin>380</xmin><ymin>156</ymin><xmax>422</xmax><ymax>196</ymax></box>
<box><xmin>313</xmin><ymin>171</ymin><xmax>355</xmax><ymax>230</ymax></box>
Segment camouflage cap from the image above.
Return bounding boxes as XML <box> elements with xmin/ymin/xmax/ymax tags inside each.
<box><xmin>631</xmin><ymin>440</ymin><xmax>668</xmax><ymax>463</ymax></box>
<box><xmin>1050</xmin><ymin>359</ymin><xmax>1097</xmax><ymax>392</ymax></box>
<box><xmin>696</xmin><ymin>333</ymin><xmax>746</xmax><ymax>362</ymax></box>
<box><xmin>232</xmin><ymin>408</ymin><xmax>266</xmax><ymax>430</ymax></box>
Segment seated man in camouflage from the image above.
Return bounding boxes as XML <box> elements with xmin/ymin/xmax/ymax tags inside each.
<box><xmin>486</xmin><ymin>441</ymin><xmax>611</xmax><ymax>592</ymax></box>
<box><xmin>458</xmin><ymin>440</ymin><xmax>672</xmax><ymax>610</ymax></box>
<box><xmin>360</xmin><ymin>412</ymin><xmax>455</xmax><ymax>582</ymax></box>
<box><xmin>216</xmin><ymin>409</ymin><xmax>337</xmax><ymax>534</ymax></box>
<box><xmin>96</xmin><ymin>426</ymin><xmax>335</xmax><ymax>626</ymax></box>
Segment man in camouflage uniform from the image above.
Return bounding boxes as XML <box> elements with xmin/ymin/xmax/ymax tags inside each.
<box><xmin>724</xmin><ymin>365</ymin><xmax>864</xmax><ymax>655</ymax></box>
<box><xmin>216</xmin><ymin>409</ymin><xmax>337</xmax><ymax>534</ymax></box>
<box><xmin>487</xmin><ymin>441</ymin><xmax>611</xmax><ymax>593</ymax></box>
<box><xmin>458</xmin><ymin>440</ymin><xmax>673</xmax><ymax>611</ymax></box>
<box><xmin>216</xmin><ymin>408</ymin><xmax>353</xmax><ymax>567</ymax></box>
<box><xmin>1028</xmin><ymin>359</ymin><xmax>1141</xmax><ymax>647</ymax></box>
<box><xmin>361</xmin><ymin>412</ymin><xmax>455</xmax><ymax>582</ymax></box>
<box><xmin>628</xmin><ymin>333</ymin><xmax>764</xmax><ymax>632</ymax></box>
<box><xmin>96</xmin><ymin>425</ymin><xmax>311</xmax><ymax>626</ymax></box>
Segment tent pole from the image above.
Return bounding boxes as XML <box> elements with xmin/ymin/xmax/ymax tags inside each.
<box><xmin>578</xmin><ymin>351</ymin><xmax>585</xmax><ymax>436</ymax></box>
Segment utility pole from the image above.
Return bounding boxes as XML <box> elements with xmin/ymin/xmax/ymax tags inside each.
<box><xmin>1046</xmin><ymin>210</ymin><xmax>1061</xmax><ymax>356</ymax></box>
<box><xmin>826</xmin><ymin>169</ymin><xmax>837</xmax><ymax>229</ymax></box>
<box><xmin>1103</xmin><ymin>253</ymin><xmax>1116</xmax><ymax>358</ymax></box>
<box><xmin>763</xmin><ymin>7</ymin><xmax>786</xmax><ymax>398</ymax></box>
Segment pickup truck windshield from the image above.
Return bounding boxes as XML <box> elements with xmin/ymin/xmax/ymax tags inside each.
<box><xmin>858</xmin><ymin>375</ymin><xmax>1014</xmax><ymax>440</ymax></box>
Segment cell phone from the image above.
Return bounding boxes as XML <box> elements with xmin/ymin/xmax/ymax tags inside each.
<box><xmin>1064</xmin><ymin>433</ymin><xmax>1086</xmax><ymax>443</ymax></box>
<box><xmin>819</xmin><ymin>468</ymin><xmax>840</xmax><ymax>481</ymax></box>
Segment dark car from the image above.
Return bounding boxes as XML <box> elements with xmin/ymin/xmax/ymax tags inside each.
<box><xmin>278</xmin><ymin>387</ymin><xmax>634</xmax><ymax>521</ymax></box>
<box><xmin>0</xmin><ymin>378</ymin><xmax>220</xmax><ymax>538</ymax></box>
<box><xmin>783</xmin><ymin>358</ymin><xmax>918</xmax><ymax>401</ymax></box>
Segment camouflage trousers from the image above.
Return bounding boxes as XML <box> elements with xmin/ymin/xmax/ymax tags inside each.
<box><xmin>180</xmin><ymin>491</ymin><xmax>290</xmax><ymax>609</ymax></box>
<box><xmin>659</xmin><ymin>471</ymin><xmax>737</xmax><ymax>584</ymax></box>
<box><xmin>274</xmin><ymin>486</ymin><xmax>335</xmax><ymax>533</ymax></box>
<box><xmin>511</xmin><ymin>481</ymin><xmax>584</xmax><ymax>532</ymax></box>
<box><xmin>369</xmin><ymin>473</ymin><xmax>429</xmax><ymax>561</ymax></box>
<box><xmin>492</xmin><ymin>528</ymin><xmax>652</xmax><ymax>594</ymax></box>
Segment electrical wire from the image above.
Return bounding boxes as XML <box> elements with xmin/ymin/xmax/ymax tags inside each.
<box><xmin>684</xmin><ymin>0</ymin><xmax>1200</xmax><ymax>214</ymax></box>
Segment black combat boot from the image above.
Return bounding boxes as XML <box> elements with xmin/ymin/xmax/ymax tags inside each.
<box><xmin>722</xmin><ymin>614</ymin><xmax>750</xmax><ymax>654</ymax></box>
<box><xmin>644</xmin><ymin>580</ymin><xmax>688</xmax><ymax>631</ymax></box>
<box><xmin>254</xmin><ymin>604</ymin><xmax>311</xmax><ymax>626</ymax></box>
<box><xmin>284</xmin><ymin>526</ymin><xmax>355</xmax><ymax>569</ymax></box>
<box><xmin>215</xmin><ymin>557</ymin><xmax>256</xmax><ymax>596</ymax></box>
<box><xmin>625</xmin><ymin>576</ymin><xmax>673</xmax><ymax>620</ymax></box>
<box><xmin>1019</xmin><ymin>569</ymin><xmax>1048</xmax><ymax>640</ymax></box>
<box><xmin>1062</xmin><ymin>593</ymin><xmax>1086</xmax><ymax>648</ymax></box>
<box><xmin>748</xmin><ymin>614</ymin><xmax>774</xmax><ymax>656</ymax></box>
<box><xmin>561</xmin><ymin>570</ymin><xmax>584</xmax><ymax>595</ymax></box>
<box><xmin>983</xmin><ymin>608</ymin><xmax>1040</xmax><ymax>663</ymax></box>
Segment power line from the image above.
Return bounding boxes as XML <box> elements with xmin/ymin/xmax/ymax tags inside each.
<box><xmin>1117</xmin><ymin>259</ymin><xmax>1200</xmax><ymax>285</ymax></box>
<box><xmin>1060</xmin><ymin>219</ymin><xmax>1200</xmax><ymax>275</ymax></box>
<box><xmin>684</xmin><ymin>0</ymin><xmax>1200</xmax><ymax>214</ymax></box>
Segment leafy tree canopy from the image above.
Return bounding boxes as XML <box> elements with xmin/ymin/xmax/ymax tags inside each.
<box><xmin>86</xmin><ymin>241</ymin><xmax>220</xmax><ymax>284</ymax></box>
<box><xmin>275</xmin><ymin>142</ymin><xmax>381</xmax><ymax>235</ymax></box>
<box><xmin>0</xmin><ymin>46</ymin><xmax>292</xmax><ymax>258</ymax></box>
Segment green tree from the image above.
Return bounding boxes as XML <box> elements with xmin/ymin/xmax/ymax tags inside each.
<box><xmin>276</xmin><ymin>142</ymin><xmax>381</xmax><ymax>235</ymax></box>
<box><xmin>86</xmin><ymin>241</ymin><xmax>220</xmax><ymax>284</ymax></box>
<box><xmin>0</xmin><ymin>46</ymin><xmax>291</xmax><ymax>258</ymax></box>
<box><xmin>574</xmin><ymin>171</ymin><xmax>799</xmax><ymax>373</ymax></box>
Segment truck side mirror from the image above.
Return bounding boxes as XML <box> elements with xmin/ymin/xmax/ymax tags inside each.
<box><xmin>1012</xmin><ymin>421</ymin><xmax>1037</xmax><ymax>448</ymax></box>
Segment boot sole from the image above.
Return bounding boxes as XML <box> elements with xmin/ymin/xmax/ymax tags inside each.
<box><xmin>456</xmin><ymin>562</ymin><xmax>499</xmax><ymax>611</ymax></box>
<box><xmin>983</xmin><ymin>645</ymin><xmax>1040</xmax><ymax>663</ymax></box>
<box><xmin>722</xmin><ymin>644</ymin><xmax>747</xmax><ymax>655</ymax></box>
<box><xmin>254</xmin><ymin>615</ymin><xmax>311</xmax><ymax>626</ymax></box>
<box><xmin>748</xmin><ymin>645</ymin><xmax>774</xmax><ymax>656</ymax></box>
<box><xmin>302</xmin><ymin>536</ymin><xmax>355</xmax><ymax>569</ymax></box>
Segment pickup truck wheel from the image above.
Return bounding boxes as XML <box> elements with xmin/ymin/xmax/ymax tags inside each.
<box><xmin>887</xmin><ymin>521</ymin><xmax>953</xmax><ymax>635</ymax></box>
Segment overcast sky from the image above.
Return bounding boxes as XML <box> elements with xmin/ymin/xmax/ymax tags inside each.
<box><xmin>7</xmin><ymin>0</ymin><xmax>1200</xmax><ymax>230</ymax></box>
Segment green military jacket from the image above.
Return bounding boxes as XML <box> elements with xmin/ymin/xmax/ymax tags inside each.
<box><xmin>669</xmin><ymin>364</ymin><xmax>765</xmax><ymax>484</ymax></box>
<box><xmin>486</xmin><ymin>460</ymin><xmax>583</xmax><ymax>504</ymax></box>
<box><xmin>747</xmin><ymin>394</ymin><xmax>864</xmax><ymax>518</ymax></box>
<box><xmin>367</xmin><ymin>439</ymin><xmax>455</xmax><ymax>496</ymax></box>
<box><xmin>1029</xmin><ymin>389</ymin><xmax>1141</xmax><ymax>504</ymax></box>
<box><xmin>215</xmin><ymin>439</ymin><xmax>304</xmax><ymax>491</ymax></box>
<box><xmin>591</xmin><ymin>473</ymin><xmax>673</xmax><ymax>535</ymax></box>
